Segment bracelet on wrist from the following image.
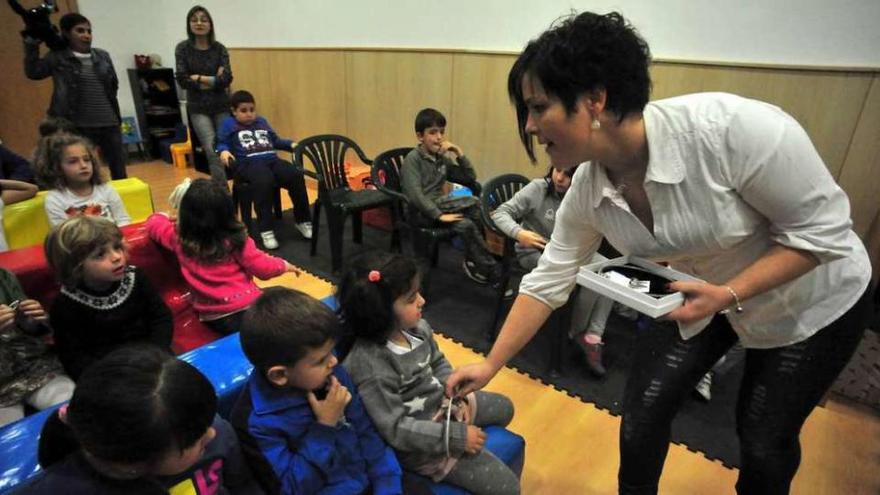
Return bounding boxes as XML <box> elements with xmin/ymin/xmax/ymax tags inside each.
<box><xmin>719</xmin><ymin>285</ymin><xmax>743</xmax><ymax>315</ymax></box>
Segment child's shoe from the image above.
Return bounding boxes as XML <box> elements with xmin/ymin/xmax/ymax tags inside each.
<box><xmin>577</xmin><ymin>334</ymin><xmax>607</xmax><ymax>377</ymax></box>
<box><xmin>260</xmin><ymin>231</ymin><xmax>279</xmax><ymax>250</ymax></box>
<box><xmin>295</xmin><ymin>222</ymin><xmax>313</xmax><ymax>239</ymax></box>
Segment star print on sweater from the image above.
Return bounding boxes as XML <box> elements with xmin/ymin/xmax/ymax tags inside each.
<box><xmin>403</xmin><ymin>396</ymin><xmax>427</xmax><ymax>414</ymax></box>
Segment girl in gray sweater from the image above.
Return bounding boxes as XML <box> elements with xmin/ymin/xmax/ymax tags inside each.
<box><xmin>339</xmin><ymin>252</ymin><xmax>519</xmax><ymax>495</ymax></box>
<box><xmin>491</xmin><ymin>165</ymin><xmax>614</xmax><ymax>377</ymax></box>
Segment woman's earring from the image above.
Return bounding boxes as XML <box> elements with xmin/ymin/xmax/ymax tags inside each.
<box><xmin>591</xmin><ymin>118</ymin><xmax>601</xmax><ymax>130</ymax></box>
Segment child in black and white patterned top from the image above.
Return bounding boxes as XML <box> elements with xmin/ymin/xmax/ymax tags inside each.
<box><xmin>44</xmin><ymin>215</ymin><xmax>171</xmax><ymax>380</ymax></box>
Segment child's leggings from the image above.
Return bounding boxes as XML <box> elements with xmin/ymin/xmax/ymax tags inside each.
<box><xmin>234</xmin><ymin>158</ymin><xmax>311</xmax><ymax>232</ymax></box>
<box><xmin>618</xmin><ymin>288</ymin><xmax>870</xmax><ymax>495</ymax></box>
<box><xmin>443</xmin><ymin>391</ymin><xmax>520</xmax><ymax>495</ymax></box>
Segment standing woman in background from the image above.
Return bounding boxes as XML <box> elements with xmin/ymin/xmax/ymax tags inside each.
<box><xmin>175</xmin><ymin>5</ymin><xmax>233</xmax><ymax>185</ymax></box>
<box><xmin>23</xmin><ymin>13</ymin><xmax>127</xmax><ymax>180</ymax></box>
<box><xmin>447</xmin><ymin>11</ymin><xmax>872</xmax><ymax>494</ymax></box>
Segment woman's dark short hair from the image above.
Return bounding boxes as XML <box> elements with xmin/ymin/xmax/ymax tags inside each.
<box><xmin>44</xmin><ymin>216</ymin><xmax>124</xmax><ymax>288</ymax></box>
<box><xmin>337</xmin><ymin>251</ymin><xmax>420</xmax><ymax>345</ymax></box>
<box><xmin>177</xmin><ymin>178</ymin><xmax>246</xmax><ymax>263</ymax></box>
<box><xmin>229</xmin><ymin>90</ymin><xmax>255</xmax><ymax>110</ymax></box>
<box><xmin>185</xmin><ymin>5</ymin><xmax>215</xmax><ymax>43</ymax></box>
<box><xmin>59</xmin><ymin>13</ymin><xmax>90</xmax><ymax>33</ymax></box>
<box><xmin>240</xmin><ymin>288</ymin><xmax>340</xmax><ymax>374</ymax></box>
<box><xmin>414</xmin><ymin>108</ymin><xmax>447</xmax><ymax>134</ymax></box>
<box><xmin>67</xmin><ymin>345</ymin><xmax>217</xmax><ymax>465</ymax></box>
<box><xmin>508</xmin><ymin>11</ymin><xmax>652</xmax><ymax>161</ymax></box>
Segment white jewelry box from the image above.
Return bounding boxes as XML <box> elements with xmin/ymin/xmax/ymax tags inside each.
<box><xmin>576</xmin><ymin>255</ymin><xmax>702</xmax><ymax>318</ymax></box>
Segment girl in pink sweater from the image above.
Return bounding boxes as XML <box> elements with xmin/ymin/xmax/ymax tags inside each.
<box><xmin>147</xmin><ymin>178</ymin><xmax>300</xmax><ymax>334</ymax></box>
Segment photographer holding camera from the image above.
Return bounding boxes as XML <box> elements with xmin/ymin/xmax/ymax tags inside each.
<box><xmin>22</xmin><ymin>12</ymin><xmax>127</xmax><ymax>180</ymax></box>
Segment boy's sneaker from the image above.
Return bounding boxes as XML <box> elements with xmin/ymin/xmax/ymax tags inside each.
<box><xmin>462</xmin><ymin>260</ymin><xmax>488</xmax><ymax>285</ymax></box>
<box><xmin>294</xmin><ymin>222</ymin><xmax>313</xmax><ymax>240</ymax></box>
<box><xmin>260</xmin><ymin>231</ymin><xmax>279</xmax><ymax>250</ymax></box>
<box><xmin>693</xmin><ymin>371</ymin><xmax>713</xmax><ymax>402</ymax></box>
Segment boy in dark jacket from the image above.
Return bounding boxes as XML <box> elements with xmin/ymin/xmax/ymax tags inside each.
<box><xmin>231</xmin><ymin>287</ymin><xmax>403</xmax><ymax>495</ymax></box>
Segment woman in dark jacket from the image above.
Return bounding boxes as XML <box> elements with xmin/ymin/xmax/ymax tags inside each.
<box><xmin>175</xmin><ymin>5</ymin><xmax>233</xmax><ymax>184</ymax></box>
<box><xmin>23</xmin><ymin>13</ymin><xmax>126</xmax><ymax>180</ymax></box>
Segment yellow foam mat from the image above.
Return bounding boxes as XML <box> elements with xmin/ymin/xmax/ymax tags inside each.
<box><xmin>3</xmin><ymin>177</ymin><xmax>154</xmax><ymax>250</ymax></box>
<box><xmin>254</xmin><ymin>268</ymin><xmax>335</xmax><ymax>301</ymax></box>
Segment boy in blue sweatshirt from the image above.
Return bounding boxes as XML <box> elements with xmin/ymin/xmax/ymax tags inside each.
<box><xmin>231</xmin><ymin>287</ymin><xmax>403</xmax><ymax>495</ymax></box>
<box><xmin>217</xmin><ymin>90</ymin><xmax>312</xmax><ymax>250</ymax></box>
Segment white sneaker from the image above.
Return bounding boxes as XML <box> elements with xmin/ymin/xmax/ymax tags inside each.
<box><xmin>693</xmin><ymin>371</ymin><xmax>713</xmax><ymax>402</ymax></box>
<box><xmin>295</xmin><ymin>222</ymin><xmax>313</xmax><ymax>240</ymax></box>
<box><xmin>260</xmin><ymin>231</ymin><xmax>279</xmax><ymax>250</ymax></box>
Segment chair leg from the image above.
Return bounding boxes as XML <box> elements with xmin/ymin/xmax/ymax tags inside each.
<box><xmin>550</xmin><ymin>290</ymin><xmax>576</xmax><ymax>377</ymax></box>
<box><xmin>489</xmin><ymin>272</ymin><xmax>512</xmax><ymax>341</ymax></box>
<box><xmin>352</xmin><ymin>211</ymin><xmax>363</xmax><ymax>244</ymax></box>
<box><xmin>327</xmin><ymin>210</ymin><xmax>346</xmax><ymax>272</ymax></box>
<box><xmin>429</xmin><ymin>237</ymin><xmax>441</xmax><ymax>267</ymax></box>
<box><xmin>235</xmin><ymin>185</ymin><xmax>256</xmax><ymax>235</ymax></box>
<box><xmin>310</xmin><ymin>199</ymin><xmax>322</xmax><ymax>256</ymax></box>
<box><xmin>273</xmin><ymin>187</ymin><xmax>283</xmax><ymax>219</ymax></box>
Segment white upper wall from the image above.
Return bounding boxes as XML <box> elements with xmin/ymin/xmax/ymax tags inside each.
<box><xmin>79</xmin><ymin>0</ymin><xmax>880</xmax><ymax>121</ymax></box>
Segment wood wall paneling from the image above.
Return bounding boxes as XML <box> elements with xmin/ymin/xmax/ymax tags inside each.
<box><xmin>651</xmin><ymin>63</ymin><xmax>873</xmax><ymax>178</ymax></box>
<box><xmin>269</xmin><ymin>50</ymin><xmax>347</xmax><ymax>141</ymax></box>
<box><xmin>837</xmin><ymin>75</ymin><xmax>880</xmax><ymax>239</ymax></box>
<box><xmin>451</xmin><ymin>53</ymin><xmax>549</xmax><ymax>181</ymax></box>
<box><xmin>344</xmin><ymin>51</ymin><xmax>453</xmax><ymax>157</ymax></box>
<box><xmin>195</xmin><ymin>49</ymin><xmax>880</xmax><ymax>267</ymax></box>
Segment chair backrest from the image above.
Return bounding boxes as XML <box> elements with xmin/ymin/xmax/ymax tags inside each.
<box><xmin>480</xmin><ymin>173</ymin><xmax>531</xmax><ymax>236</ymax></box>
<box><xmin>294</xmin><ymin>135</ymin><xmax>372</xmax><ymax>194</ymax></box>
<box><xmin>371</xmin><ymin>147</ymin><xmax>412</xmax><ymax>202</ymax></box>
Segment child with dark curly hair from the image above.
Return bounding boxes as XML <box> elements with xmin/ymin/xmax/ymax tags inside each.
<box><xmin>339</xmin><ymin>251</ymin><xmax>519</xmax><ymax>495</ymax></box>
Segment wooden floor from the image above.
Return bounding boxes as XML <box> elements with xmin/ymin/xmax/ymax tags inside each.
<box><xmin>130</xmin><ymin>159</ymin><xmax>880</xmax><ymax>494</ymax></box>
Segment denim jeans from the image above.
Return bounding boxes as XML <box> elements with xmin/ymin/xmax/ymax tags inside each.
<box><xmin>190</xmin><ymin>111</ymin><xmax>228</xmax><ymax>184</ymax></box>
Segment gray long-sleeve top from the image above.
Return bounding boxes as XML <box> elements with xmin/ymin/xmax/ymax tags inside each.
<box><xmin>400</xmin><ymin>146</ymin><xmax>476</xmax><ymax>220</ymax></box>
<box><xmin>491</xmin><ymin>178</ymin><xmax>560</xmax><ymax>258</ymax></box>
<box><xmin>342</xmin><ymin>320</ymin><xmax>468</xmax><ymax>470</ymax></box>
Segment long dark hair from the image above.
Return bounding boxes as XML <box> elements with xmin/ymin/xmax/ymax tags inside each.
<box><xmin>39</xmin><ymin>345</ymin><xmax>217</xmax><ymax>469</ymax></box>
<box><xmin>337</xmin><ymin>251</ymin><xmax>420</xmax><ymax>345</ymax></box>
<box><xmin>543</xmin><ymin>163</ymin><xmax>580</xmax><ymax>198</ymax></box>
<box><xmin>508</xmin><ymin>12</ymin><xmax>652</xmax><ymax>162</ymax></box>
<box><xmin>185</xmin><ymin>5</ymin><xmax>215</xmax><ymax>43</ymax></box>
<box><xmin>177</xmin><ymin>179</ymin><xmax>247</xmax><ymax>263</ymax></box>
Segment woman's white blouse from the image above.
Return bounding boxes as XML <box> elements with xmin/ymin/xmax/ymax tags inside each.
<box><xmin>520</xmin><ymin>92</ymin><xmax>870</xmax><ymax>349</ymax></box>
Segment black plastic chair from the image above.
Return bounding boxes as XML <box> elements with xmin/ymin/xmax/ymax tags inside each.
<box><xmin>480</xmin><ymin>173</ymin><xmax>531</xmax><ymax>339</ymax></box>
<box><xmin>295</xmin><ymin>135</ymin><xmax>397</xmax><ymax>272</ymax></box>
<box><xmin>371</xmin><ymin>147</ymin><xmax>455</xmax><ymax>267</ymax></box>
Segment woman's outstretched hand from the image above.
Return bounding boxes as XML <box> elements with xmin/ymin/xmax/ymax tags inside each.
<box><xmin>664</xmin><ymin>281</ymin><xmax>734</xmax><ymax>324</ymax></box>
<box><xmin>446</xmin><ymin>361</ymin><xmax>498</xmax><ymax>398</ymax></box>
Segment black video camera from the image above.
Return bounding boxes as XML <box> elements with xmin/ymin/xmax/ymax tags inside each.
<box><xmin>8</xmin><ymin>0</ymin><xmax>66</xmax><ymax>51</ymax></box>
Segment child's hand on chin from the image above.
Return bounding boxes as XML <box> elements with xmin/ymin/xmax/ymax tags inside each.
<box><xmin>307</xmin><ymin>376</ymin><xmax>351</xmax><ymax>427</ymax></box>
